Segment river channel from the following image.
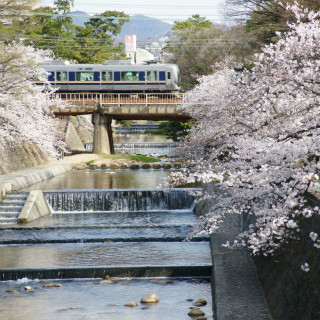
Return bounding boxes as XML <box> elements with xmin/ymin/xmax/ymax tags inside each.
<box><xmin>0</xmin><ymin>131</ymin><xmax>213</xmax><ymax>320</ymax></box>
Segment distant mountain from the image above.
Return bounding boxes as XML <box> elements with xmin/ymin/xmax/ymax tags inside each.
<box><xmin>70</xmin><ymin>12</ymin><xmax>172</xmax><ymax>40</ymax></box>
<box><xmin>118</xmin><ymin>15</ymin><xmax>172</xmax><ymax>39</ymax></box>
<box><xmin>71</xmin><ymin>11</ymin><xmax>90</xmax><ymax>27</ymax></box>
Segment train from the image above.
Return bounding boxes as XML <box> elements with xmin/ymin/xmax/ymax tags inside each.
<box><xmin>36</xmin><ymin>61</ymin><xmax>181</xmax><ymax>93</ymax></box>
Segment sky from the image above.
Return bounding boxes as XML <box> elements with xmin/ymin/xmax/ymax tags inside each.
<box><xmin>41</xmin><ymin>0</ymin><xmax>228</xmax><ymax>24</ymax></box>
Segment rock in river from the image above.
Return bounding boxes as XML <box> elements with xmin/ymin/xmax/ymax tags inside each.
<box><xmin>140</xmin><ymin>293</ymin><xmax>160</xmax><ymax>304</ymax></box>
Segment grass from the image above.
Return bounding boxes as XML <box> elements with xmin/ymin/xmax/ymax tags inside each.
<box><xmin>144</xmin><ymin>129</ymin><xmax>168</xmax><ymax>136</ymax></box>
<box><xmin>84</xmin><ymin>160</ymin><xmax>96</xmax><ymax>165</ymax></box>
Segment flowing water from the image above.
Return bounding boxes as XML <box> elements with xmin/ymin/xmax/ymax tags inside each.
<box><xmin>0</xmin><ymin>129</ymin><xmax>213</xmax><ymax>319</ymax></box>
<box><xmin>0</xmin><ymin>278</ymin><xmax>212</xmax><ymax>320</ymax></box>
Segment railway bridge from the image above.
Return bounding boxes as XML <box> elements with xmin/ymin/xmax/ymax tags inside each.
<box><xmin>52</xmin><ymin>93</ymin><xmax>191</xmax><ymax>154</ymax></box>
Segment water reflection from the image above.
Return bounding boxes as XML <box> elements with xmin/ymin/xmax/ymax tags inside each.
<box><xmin>0</xmin><ymin>242</ymin><xmax>212</xmax><ymax>268</ymax></box>
<box><xmin>21</xmin><ymin>170</ymin><xmax>172</xmax><ymax>191</ymax></box>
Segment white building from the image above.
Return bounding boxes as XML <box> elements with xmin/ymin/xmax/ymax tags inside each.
<box><xmin>125</xmin><ymin>34</ymin><xmax>154</xmax><ymax>64</ymax></box>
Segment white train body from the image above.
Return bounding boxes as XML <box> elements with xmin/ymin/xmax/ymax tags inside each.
<box><xmin>37</xmin><ymin>63</ymin><xmax>181</xmax><ymax>92</ymax></box>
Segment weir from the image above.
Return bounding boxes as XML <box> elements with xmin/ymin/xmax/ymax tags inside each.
<box><xmin>0</xmin><ymin>175</ymin><xmax>213</xmax><ymax>318</ymax></box>
<box><xmin>44</xmin><ymin>188</ymin><xmax>200</xmax><ymax>212</ymax></box>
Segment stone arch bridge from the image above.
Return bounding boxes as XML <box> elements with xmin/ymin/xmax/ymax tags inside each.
<box><xmin>52</xmin><ymin>93</ymin><xmax>191</xmax><ymax>154</ymax></box>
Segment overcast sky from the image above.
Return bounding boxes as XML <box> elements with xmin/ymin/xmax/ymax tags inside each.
<box><xmin>41</xmin><ymin>0</ymin><xmax>227</xmax><ymax>24</ymax></box>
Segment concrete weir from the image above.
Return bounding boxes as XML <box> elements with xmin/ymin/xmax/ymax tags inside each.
<box><xmin>0</xmin><ymin>164</ymin><xmax>273</xmax><ymax>320</ymax></box>
<box><xmin>0</xmin><ymin>265</ymin><xmax>212</xmax><ymax>281</ymax></box>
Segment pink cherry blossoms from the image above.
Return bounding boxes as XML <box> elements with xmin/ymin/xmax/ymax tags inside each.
<box><xmin>0</xmin><ymin>42</ymin><xmax>67</xmax><ymax>157</ymax></box>
<box><xmin>170</xmin><ymin>4</ymin><xmax>320</xmax><ymax>263</ymax></box>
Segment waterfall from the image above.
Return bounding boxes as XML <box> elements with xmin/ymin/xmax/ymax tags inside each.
<box><xmin>44</xmin><ymin>188</ymin><xmax>202</xmax><ymax>213</ymax></box>
<box><xmin>116</xmin><ymin>124</ymin><xmax>163</xmax><ymax>134</ymax></box>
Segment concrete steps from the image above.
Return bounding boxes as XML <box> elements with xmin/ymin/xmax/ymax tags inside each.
<box><xmin>0</xmin><ymin>192</ymin><xmax>28</xmax><ymax>225</ymax></box>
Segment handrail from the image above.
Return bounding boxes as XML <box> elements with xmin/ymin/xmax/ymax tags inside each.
<box><xmin>56</xmin><ymin>93</ymin><xmax>185</xmax><ymax>106</ymax></box>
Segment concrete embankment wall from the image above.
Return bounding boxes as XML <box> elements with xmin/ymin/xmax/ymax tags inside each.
<box><xmin>194</xmin><ymin>183</ymin><xmax>272</xmax><ymax>320</ymax></box>
<box><xmin>0</xmin><ymin>143</ymin><xmax>48</xmax><ymax>176</ymax></box>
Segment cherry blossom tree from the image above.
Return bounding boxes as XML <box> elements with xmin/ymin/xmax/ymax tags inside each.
<box><xmin>0</xmin><ymin>42</ymin><xmax>67</xmax><ymax>157</ymax></box>
<box><xmin>168</xmin><ymin>4</ymin><xmax>320</xmax><ymax>265</ymax></box>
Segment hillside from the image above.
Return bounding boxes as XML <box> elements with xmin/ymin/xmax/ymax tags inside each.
<box><xmin>118</xmin><ymin>15</ymin><xmax>172</xmax><ymax>39</ymax></box>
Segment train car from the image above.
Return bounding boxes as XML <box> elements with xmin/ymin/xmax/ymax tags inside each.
<box><xmin>37</xmin><ymin>62</ymin><xmax>181</xmax><ymax>93</ymax></box>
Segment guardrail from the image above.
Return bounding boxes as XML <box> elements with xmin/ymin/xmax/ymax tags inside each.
<box><xmin>57</xmin><ymin>93</ymin><xmax>185</xmax><ymax>106</ymax></box>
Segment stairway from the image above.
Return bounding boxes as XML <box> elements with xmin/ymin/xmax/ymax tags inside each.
<box><xmin>0</xmin><ymin>192</ymin><xmax>28</xmax><ymax>225</ymax></box>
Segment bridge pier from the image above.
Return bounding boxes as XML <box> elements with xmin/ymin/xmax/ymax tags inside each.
<box><xmin>92</xmin><ymin>112</ymin><xmax>114</xmax><ymax>154</ymax></box>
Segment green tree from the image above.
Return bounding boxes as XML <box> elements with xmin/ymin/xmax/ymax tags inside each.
<box><xmin>0</xmin><ymin>0</ymin><xmax>35</xmax><ymax>41</ymax></box>
<box><xmin>73</xmin><ymin>11</ymin><xmax>129</xmax><ymax>63</ymax></box>
<box><xmin>227</xmin><ymin>0</ymin><xmax>320</xmax><ymax>45</ymax></box>
<box><xmin>11</xmin><ymin>3</ymin><xmax>129</xmax><ymax>63</ymax></box>
<box><xmin>172</xmin><ymin>14</ymin><xmax>213</xmax><ymax>32</ymax></box>
<box><xmin>165</xmin><ymin>16</ymin><xmax>253</xmax><ymax>90</ymax></box>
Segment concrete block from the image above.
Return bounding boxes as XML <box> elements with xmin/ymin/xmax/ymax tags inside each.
<box><xmin>18</xmin><ymin>190</ymin><xmax>51</xmax><ymax>224</ymax></box>
<box><xmin>0</xmin><ymin>182</ymin><xmax>12</xmax><ymax>202</ymax></box>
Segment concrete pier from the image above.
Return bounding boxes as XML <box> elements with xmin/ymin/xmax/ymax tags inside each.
<box><xmin>92</xmin><ymin>112</ymin><xmax>114</xmax><ymax>154</ymax></box>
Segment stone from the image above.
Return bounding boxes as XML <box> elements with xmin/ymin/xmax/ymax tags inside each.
<box><xmin>124</xmin><ymin>301</ymin><xmax>138</xmax><ymax>307</ymax></box>
<box><xmin>186</xmin><ymin>298</ymin><xmax>194</xmax><ymax>302</ymax></box>
<box><xmin>188</xmin><ymin>307</ymin><xmax>205</xmax><ymax>317</ymax></box>
<box><xmin>99</xmin><ymin>280</ymin><xmax>113</xmax><ymax>284</ymax></box>
<box><xmin>110</xmin><ymin>277</ymin><xmax>122</xmax><ymax>281</ymax></box>
<box><xmin>142</xmin><ymin>163</ymin><xmax>151</xmax><ymax>169</ymax></box>
<box><xmin>89</xmin><ymin>163</ymin><xmax>98</xmax><ymax>170</ymax></box>
<box><xmin>174</xmin><ymin>162</ymin><xmax>182</xmax><ymax>169</ymax></box>
<box><xmin>42</xmin><ymin>283</ymin><xmax>63</xmax><ymax>288</ymax></box>
<box><xmin>100</xmin><ymin>163</ymin><xmax>108</xmax><ymax>169</ymax></box>
<box><xmin>196</xmin><ymin>317</ymin><xmax>207</xmax><ymax>320</ymax></box>
<box><xmin>140</xmin><ymin>293</ymin><xmax>160</xmax><ymax>304</ymax></box>
<box><xmin>75</xmin><ymin>163</ymin><xmax>86</xmax><ymax>170</ymax></box>
<box><xmin>110</xmin><ymin>164</ymin><xmax>119</xmax><ymax>169</ymax></box>
<box><xmin>130</xmin><ymin>164</ymin><xmax>140</xmax><ymax>170</ymax></box>
<box><xmin>153</xmin><ymin>163</ymin><xmax>162</xmax><ymax>169</ymax></box>
<box><xmin>120</xmin><ymin>163</ymin><xmax>128</xmax><ymax>169</ymax></box>
<box><xmin>193</xmin><ymin>299</ymin><xmax>207</xmax><ymax>307</ymax></box>
<box><xmin>163</xmin><ymin>162</ymin><xmax>172</xmax><ymax>169</ymax></box>
<box><xmin>186</xmin><ymin>162</ymin><xmax>196</xmax><ymax>168</ymax></box>
<box><xmin>24</xmin><ymin>286</ymin><xmax>33</xmax><ymax>291</ymax></box>
<box><xmin>6</xmin><ymin>289</ymin><xmax>19</xmax><ymax>294</ymax></box>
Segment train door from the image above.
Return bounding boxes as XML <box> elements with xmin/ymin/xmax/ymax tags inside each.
<box><xmin>47</xmin><ymin>71</ymin><xmax>56</xmax><ymax>88</ymax></box>
<box><xmin>146</xmin><ymin>71</ymin><xmax>159</xmax><ymax>91</ymax></box>
<box><xmin>101</xmin><ymin>71</ymin><xmax>114</xmax><ymax>91</ymax></box>
<box><xmin>159</xmin><ymin>71</ymin><xmax>166</xmax><ymax>91</ymax></box>
<box><xmin>139</xmin><ymin>71</ymin><xmax>146</xmax><ymax>91</ymax></box>
<box><xmin>56</xmin><ymin>70</ymin><xmax>68</xmax><ymax>91</ymax></box>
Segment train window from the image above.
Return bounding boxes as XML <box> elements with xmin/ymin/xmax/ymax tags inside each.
<box><xmin>147</xmin><ymin>71</ymin><xmax>158</xmax><ymax>81</ymax></box>
<box><xmin>167</xmin><ymin>72</ymin><xmax>171</xmax><ymax>80</ymax></box>
<box><xmin>76</xmin><ymin>72</ymin><xmax>94</xmax><ymax>81</ymax></box>
<box><xmin>56</xmin><ymin>71</ymin><xmax>67</xmax><ymax>81</ymax></box>
<box><xmin>121</xmin><ymin>71</ymin><xmax>139</xmax><ymax>81</ymax></box>
<box><xmin>102</xmin><ymin>71</ymin><xmax>113</xmax><ymax>81</ymax></box>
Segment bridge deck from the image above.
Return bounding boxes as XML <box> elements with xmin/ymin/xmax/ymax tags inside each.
<box><xmin>52</xmin><ymin>93</ymin><xmax>191</xmax><ymax>120</ymax></box>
